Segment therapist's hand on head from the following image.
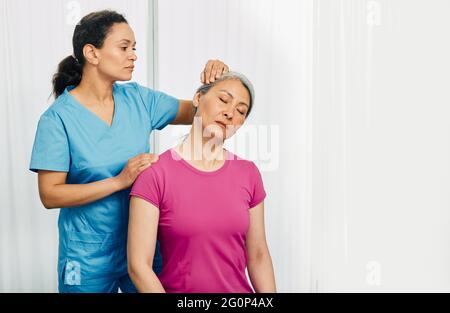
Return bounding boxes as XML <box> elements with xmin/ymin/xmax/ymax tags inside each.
<box><xmin>115</xmin><ymin>153</ymin><xmax>159</xmax><ymax>189</ymax></box>
<box><xmin>201</xmin><ymin>59</ymin><xmax>229</xmax><ymax>84</ymax></box>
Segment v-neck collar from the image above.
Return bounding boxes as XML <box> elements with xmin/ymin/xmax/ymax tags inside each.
<box><xmin>65</xmin><ymin>84</ymin><xmax>119</xmax><ymax>129</ymax></box>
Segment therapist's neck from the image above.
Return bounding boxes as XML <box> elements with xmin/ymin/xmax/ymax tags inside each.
<box><xmin>72</xmin><ymin>67</ymin><xmax>114</xmax><ymax>105</ymax></box>
<box><xmin>178</xmin><ymin>125</ymin><xmax>226</xmax><ymax>170</ymax></box>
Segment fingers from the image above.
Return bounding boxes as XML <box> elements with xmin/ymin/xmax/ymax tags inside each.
<box><xmin>148</xmin><ymin>154</ymin><xmax>159</xmax><ymax>163</ymax></box>
<box><xmin>119</xmin><ymin>154</ymin><xmax>158</xmax><ymax>188</ymax></box>
<box><xmin>137</xmin><ymin>162</ymin><xmax>152</xmax><ymax>173</ymax></box>
<box><xmin>215</xmin><ymin>62</ymin><xmax>228</xmax><ymax>79</ymax></box>
<box><xmin>131</xmin><ymin>153</ymin><xmax>158</xmax><ymax>162</ymax></box>
<box><xmin>131</xmin><ymin>158</ymin><xmax>153</xmax><ymax>178</ymax></box>
<box><xmin>128</xmin><ymin>154</ymin><xmax>158</xmax><ymax>170</ymax></box>
<box><xmin>202</xmin><ymin>60</ymin><xmax>213</xmax><ymax>84</ymax></box>
<box><xmin>202</xmin><ymin>60</ymin><xmax>229</xmax><ymax>84</ymax></box>
<box><xmin>215</xmin><ymin>63</ymin><xmax>228</xmax><ymax>80</ymax></box>
<box><xmin>210</xmin><ymin>62</ymin><xmax>219</xmax><ymax>83</ymax></box>
<box><xmin>201</xmin><ymin>70</ymin><xmax>205</xmax><ymax>84</ymax></box>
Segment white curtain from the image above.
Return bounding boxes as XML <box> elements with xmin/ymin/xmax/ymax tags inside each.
<box><xmin>2</xmin><ymin>0</ymin><xmax>450</xmax><ymax>292</ymax></box>
<box><xmin>0</xmin><ymin>0</ymin><xmax>152</xmax><ymax>292</ymax></box>
<box><xmin>156</xmin><ymin>0</ymin><xmax>313</xmax><ymax>292</ymax></box>
<box><xmin>312</xmin><ymin>0</ymin><xmax>450</xmax><ymax>291</ymax></box>
<box><xmin>156</xmin><ymin>0</ymin><xmax>450</xmax><ymax>292</ymax></box>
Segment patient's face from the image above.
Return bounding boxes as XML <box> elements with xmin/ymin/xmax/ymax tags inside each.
<box><xmin>194</xmin><ymin>79</ymin><xmax>250</xmax><ymax>140</ymax></box>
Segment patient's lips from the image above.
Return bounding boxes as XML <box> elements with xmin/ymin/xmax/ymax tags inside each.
<box><xmin>214</xmin><ymin>120</ymin><xmax>230</xmax><ymax>129</ymax></box>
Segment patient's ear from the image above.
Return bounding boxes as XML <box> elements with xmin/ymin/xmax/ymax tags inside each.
<box><xmin>193</xmin><ymin>92</ymin><xmax>201</xmax><ymax>108</ymax></box>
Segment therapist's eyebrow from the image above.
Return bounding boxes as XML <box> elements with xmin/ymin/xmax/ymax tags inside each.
<box><xmin>117</xmin><ymin>39</ymin><xmax>136</xmax><ymax>45</ymax></box>
<box><xmin>218</xmin><ymin>90</ymin><xmax>249</xmax><ymax>107</ymax></box>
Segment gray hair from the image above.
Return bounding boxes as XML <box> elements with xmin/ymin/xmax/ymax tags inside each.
<box><xmin>195</xmin><ymin>71</ymin><xmax>255</xmax><ymax>117</ymax></box>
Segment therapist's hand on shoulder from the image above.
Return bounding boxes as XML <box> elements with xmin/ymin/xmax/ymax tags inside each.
<box><xmin>201</xmin><ymin>59</ymin><xmax>229</xmax><ymax>84</ymax></box>
<box><xmin>115</xmin><ymin>153</ymin><xmax>159</xmax><ymax>189</ymax></box>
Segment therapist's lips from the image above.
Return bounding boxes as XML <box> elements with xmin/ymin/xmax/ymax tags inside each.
<box><xmin>125</xmin><ymin>66</ymin><xmax>135</xmax><ymax>71</ymax></box>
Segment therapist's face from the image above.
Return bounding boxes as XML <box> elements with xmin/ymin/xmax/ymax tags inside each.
<box><xmin>194</xmin><ymin>79</ymin><xmax>251</xmax><ymax>141</ymax></box>
<box><xmin>93</xmin><ymin>22</ymin><xmax>137</xmax><ymax>82</ymax></box>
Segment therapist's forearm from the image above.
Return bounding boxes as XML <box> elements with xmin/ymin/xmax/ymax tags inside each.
<box><xmin>170</xmin><ymin>100</ymin><xmax>195</xmax><ymax>125</ymax></box>
<box><xmin>129</xmin><ymin>264</ymin><xmax>166</xmax><ymax>293</ymax></box>
<box><xmin>40</xmin><ymin>176</ymin><xmax>124</xmax><ymax>209</ymax></box>
<box><xmin>247</xmin><ymin>253</ymin><xmax>277</xmax><ymax>293</ymax></box>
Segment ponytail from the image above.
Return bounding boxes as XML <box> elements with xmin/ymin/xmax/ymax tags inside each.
<box><xmin>52</xmin><ymin>55</ymin><xmax>82</xmax><ymax>98</ymax></box>
<box><xmin>51</xmin><ymin>10</ymin><xmax>128</xmax><ymax>99</ymax></box>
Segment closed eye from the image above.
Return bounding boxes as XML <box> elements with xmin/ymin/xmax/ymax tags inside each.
<box><xmin>237</xmin><ymin>105</ymin><xmax>247</xmax><ymax>115</ymax></box>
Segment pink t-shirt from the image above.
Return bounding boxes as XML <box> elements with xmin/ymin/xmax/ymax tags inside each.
<box><xmin>129</xmin><ymin>148</ymin><xmax>266</xmax><ymax>293</ymax></box>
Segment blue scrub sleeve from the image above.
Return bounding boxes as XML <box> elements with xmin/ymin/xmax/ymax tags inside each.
<box><xmin>134</xmin><ymin>83</ymin><xmax>180</xmax><ymax>130</ymax></box>
<box><xmin>29</xmin><ymin>114</ymin><xmax>70</xmax><ymax>173</ymax></box>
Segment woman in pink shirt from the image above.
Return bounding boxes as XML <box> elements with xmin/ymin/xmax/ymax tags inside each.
<box><xmin>127</xmin><ymin>72</ymin><xmax>276</xmax><ymax>293</ymax></box>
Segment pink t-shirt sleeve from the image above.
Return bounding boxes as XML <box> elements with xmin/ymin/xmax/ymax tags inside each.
<box><xmin>248</xmin><ymin>162</ymin><xmax>266</xmax><ymax>208</ymax></box>
<box><xmin>129</xmin><ymin>167</ymin><xmax>161</xmax><ymax>209</ymax></box>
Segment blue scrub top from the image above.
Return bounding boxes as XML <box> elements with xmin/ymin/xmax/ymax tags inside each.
<box><xmin>29</xmin><ymin>82</ymin><xmax>179</xmax><ymax>285</ymax></box>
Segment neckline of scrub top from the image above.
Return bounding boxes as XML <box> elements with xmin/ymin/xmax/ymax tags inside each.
<box><xmin>64</xmin><ymin>84</ymin><xmax>119</xmax><ymax>129</ymax></box>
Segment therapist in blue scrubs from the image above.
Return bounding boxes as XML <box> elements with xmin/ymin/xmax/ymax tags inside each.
<box><xmin>29</xmin><ymin>10</ymin><xmax>229</xmax><ymax>293</ymax></box>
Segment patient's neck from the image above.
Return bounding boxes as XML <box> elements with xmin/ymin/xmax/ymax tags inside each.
<box><xmin>176</xmin><ymin>127</ymin><xmax>226</xmax><ymax>171</ymax></box>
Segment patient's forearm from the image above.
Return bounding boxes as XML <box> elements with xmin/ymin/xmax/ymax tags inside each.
<box><xmin>247</xmin><ymin>253</ymin><xmax>277</xmax><ymax>293</ymax></box>
<box><xmin>129</xmin><ymin>264</ymin><xmax>166</xmax><ymax>293</ymax></box>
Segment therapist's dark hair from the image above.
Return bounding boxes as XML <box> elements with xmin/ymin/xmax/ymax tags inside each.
<box><xmin>52</xmin><ymin>10</ymin><xmax>128</xmax><ymax>98</ymax></box>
